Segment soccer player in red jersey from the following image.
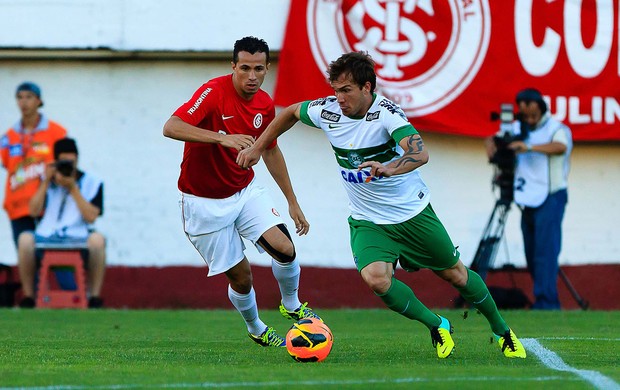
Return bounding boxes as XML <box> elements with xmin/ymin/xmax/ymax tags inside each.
<box><xmin>163</xmin><ymin>36</ymin><xmax>320</xmax><ymax>347</ymax></box>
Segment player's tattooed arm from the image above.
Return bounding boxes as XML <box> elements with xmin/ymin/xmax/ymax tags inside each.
<box><xmin>394</xmin><ymin>134</ymin><xmax>426</xmax><ymax>168</ymax></box>
<box><xmin>358</xmin><ymin>134</ymin><xmax>429</xmax><ymax>178</ymax></box>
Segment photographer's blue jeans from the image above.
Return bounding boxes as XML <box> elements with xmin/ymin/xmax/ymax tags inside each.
<box><xmin>521</xmin><ymin>189</ymin><xmax>567</xmax><ymax>310</ymax></box>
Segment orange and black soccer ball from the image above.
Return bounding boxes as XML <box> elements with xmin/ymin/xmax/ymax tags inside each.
<box><xmin>285</xmin><ymin>318</ymin><xmax>333</xmax><ymax>362</ymax></box>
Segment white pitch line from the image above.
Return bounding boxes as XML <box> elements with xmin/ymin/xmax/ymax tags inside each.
<box><xmin>522</xmin><ymin>338</ymin><xmax>620</xmax><ymax>390</ymax></box>
<box><xmin>537</xmin><ymin>337</ymin><xmax>620</xmax><ymax>341</ymax></box>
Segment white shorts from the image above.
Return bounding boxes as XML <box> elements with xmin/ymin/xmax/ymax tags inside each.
<box><xmin>179</xmin><ymin>179</ymin><xmax>284</xmax><ymax>276</ymax></box>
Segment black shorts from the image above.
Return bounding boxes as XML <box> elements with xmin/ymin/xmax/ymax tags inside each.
<box><xmin>10</xmin><ymin>216</ymin><xmax>36</xmax><ymax>246</ymax></box>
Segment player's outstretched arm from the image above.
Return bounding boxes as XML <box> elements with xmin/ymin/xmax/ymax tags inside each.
<box><xmin>263</xmin><ymin>145</ymin><xmax>309</xmax><ymax>236</ymax></box>
<box><xmin>237</xmin><ymin>103</ymin><xmax>302</xmax><ymax>168</ymax></box>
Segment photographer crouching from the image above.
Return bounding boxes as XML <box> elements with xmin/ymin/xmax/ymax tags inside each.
<box><xmin>485</xmin><ymin>89</ymin><xmax>572</xmax><ymax>310</ymax></box>
<box><xmin>17</xmin><ymin>137</ymin><xmax>106</xmax><ymax>308</ymax></box>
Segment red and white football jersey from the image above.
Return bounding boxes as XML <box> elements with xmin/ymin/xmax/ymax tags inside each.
<box><xmin>173</xmin><ymin>74</ymin><xmax>276</xmax><ymax>199</ymax></box>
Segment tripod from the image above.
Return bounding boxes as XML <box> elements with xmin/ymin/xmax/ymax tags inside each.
<box><xmin>470</xmin><ymin>199</ymin><xmax>512</xmax><ymax>280</ymax></box>
<box><xmin>469</xmin><ymin>197</ymin><xmax>589</xmax><ymax>310</ymax></box>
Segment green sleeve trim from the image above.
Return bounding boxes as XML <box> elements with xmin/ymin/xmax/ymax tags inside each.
<box><xmin>299</xmin><ymin>101</ymin><xmax>320</xmax><ymax>128</ymax></box>
<box><xmin>391</xmin><ymin>125</ymin><xmax>418</xmax><ymax>143</ymax></box>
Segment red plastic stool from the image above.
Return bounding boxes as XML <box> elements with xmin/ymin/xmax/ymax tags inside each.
<box><xmin>36</xmin><ymin>248</ymin><xmax>88</xmax><ymax>309</ymax></box>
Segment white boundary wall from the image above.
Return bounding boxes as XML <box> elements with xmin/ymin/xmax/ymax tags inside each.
<box><xmin>0</xmin><ymin>60</ymin><xmax>618</xmax><ymax>268</ymax></box>
<box><xmin>0</xmin><ymin>0</ymin><xmax>291</xmax><ymax>51</ymax></box>
<box><xmin>0</xmin><ymin>1</ymin><xmax>618</xmax><ymax>267</ymax></box>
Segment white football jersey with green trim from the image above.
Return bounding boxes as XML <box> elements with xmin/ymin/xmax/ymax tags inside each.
<box><xmin>300</xmin><ymin>94</ymin><xmax>430</xmax><ymax>224</ymax></box>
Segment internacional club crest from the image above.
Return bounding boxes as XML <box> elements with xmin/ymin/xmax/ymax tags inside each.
<box><xmin>307</xmin><ymin>0</ymin><xmax>491</xmax><ymax>116</ymax></box>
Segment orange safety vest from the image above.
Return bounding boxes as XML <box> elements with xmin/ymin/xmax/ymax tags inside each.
<box><xmin>0</xmin><ymin>116</ymin><xmax>67</xmax><ymax>220</ymax></box>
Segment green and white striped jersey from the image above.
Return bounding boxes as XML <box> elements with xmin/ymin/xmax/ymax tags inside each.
<box><xmin>300</xmin><ymin>94</ymin><xmax>430</xmax><ymax>224</ymax></box>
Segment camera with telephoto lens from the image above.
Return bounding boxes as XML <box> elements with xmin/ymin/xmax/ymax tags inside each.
<box><xmin>55</xmin><ymin>159</ymin><xmax>75</xmax><ymax>177</ymax></box>
<box><xmin>489</xmin><ymin>103</ymin><xmax>527</xmax><ymax>203</ymax></box>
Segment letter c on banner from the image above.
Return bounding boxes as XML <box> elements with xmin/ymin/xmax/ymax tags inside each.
<box><xmin>515</xmin><ymin>0</ymin><xmax>561</xmax><ymax>76</ymax></box>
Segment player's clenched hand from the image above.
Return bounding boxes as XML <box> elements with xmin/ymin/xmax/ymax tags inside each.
<box><xmin>357</xmin><ymin>160</ymin><xmax>395</xmax><ymax>178</ymax></box>
<box><xmin>289</xmin><ymin>203</ymin><xmax>309</xmax><ymax>236</ymax></box>
<box><xmin>220</xmin><ymin>134</ymin><xmax>255</xmax><ymax>152</ymax></box>
<box><xmin>236</xmin><ymin>145</ymin><xmax>261</xmax><ymax>169</ymax></box>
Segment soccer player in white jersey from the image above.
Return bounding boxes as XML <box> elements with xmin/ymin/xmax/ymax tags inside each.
<box><xmin>238</xmin><ymin>51</ymin><xmax>526</xmax><ymax>359</ymax></box>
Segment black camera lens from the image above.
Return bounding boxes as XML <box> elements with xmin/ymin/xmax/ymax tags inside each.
<box><xmin>55</xmin><ymin>160</ymin><xmax>75</xmax><ymax>177</ymax></box>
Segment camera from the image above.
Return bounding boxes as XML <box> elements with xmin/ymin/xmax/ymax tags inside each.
<box><xmin>489</xmin><ymin>103</ymin><xmax>526</xmax><ymax>203</ymax></box>
<box><xmin>55</xmin><ymin>159</ymin><xmax>75</xmax><ymax>177</ymax></box>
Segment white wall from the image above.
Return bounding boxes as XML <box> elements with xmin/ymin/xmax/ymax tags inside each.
<box><xmin>0</xmin><ymin>59</ymin><xmax>618</xmax><ymax>269</ymax></box>
<box><xmin>0</xmin><ymin>1</ymin><xmax>618</xmax><ymax>268</ymax></box>
<box><xmin>0</xmin><ymin>0</ymin><xmax>290</xmax><ymax>51</ymax></box>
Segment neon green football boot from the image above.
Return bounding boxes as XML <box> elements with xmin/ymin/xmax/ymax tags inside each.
<box><xmin>279</xmin><ymin>301</ymin><xmax>322</xmax><ymax>321</ymax></box>
<box><xmin>430</xmin><ymin>315</ymin><xmax>455</xmax><ymax>358</ymax></box>
<box><xmin>495</xmin><ymin>329</ymin><xmax>526</xmax><ymax>358</ymax></box>
<box><xmin>248</xmin><ymin>326</ymin><xmax>286</xmax><ymax>347</ymax></box>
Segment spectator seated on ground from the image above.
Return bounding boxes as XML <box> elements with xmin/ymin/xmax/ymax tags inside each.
<box><xmin>17</xmin><ymin>137</ymin><xmax>106</xmax><ymax>308</ymax></box>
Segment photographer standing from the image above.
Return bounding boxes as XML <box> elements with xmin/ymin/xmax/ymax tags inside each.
<box><xmin>17</xmin><ymin>138</ymin><xmax>106</xmax><ymax>308</ymax></box>
<box><xmin>486</xmin><ymin>88</ymin><xmax>572</xmax><ymax>310</ymax></box>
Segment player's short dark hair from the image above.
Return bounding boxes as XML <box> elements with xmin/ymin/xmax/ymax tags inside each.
<box><xmin>516</xmin><ymin>88</ymin><xmax>547</xmax><ymax>115</ymax></box>
<box><xmin>233</xmin><ymin>36</ymin><xmax>270</xmax><ymax>64</ymax></box>
<box><xmin>327</xmin><ymin>51</ymin><xmax>376</xmax><ymax>93</ymax></box>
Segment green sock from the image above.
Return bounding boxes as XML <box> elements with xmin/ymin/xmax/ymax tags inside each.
<box><xmin>456</xmin><ymin>269</ymin><xmax>509</xmax><ymax>335</ymax></box>
<box><xmin>377</xmin><ymin>278</ymin><xmax>440</xmax><ymax>329</ymax></box>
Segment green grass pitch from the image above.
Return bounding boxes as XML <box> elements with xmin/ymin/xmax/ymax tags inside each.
<box><xmin>0</xmin><ymin>308</ymin><xmax>618</xmax><ymax>389</ymax></box>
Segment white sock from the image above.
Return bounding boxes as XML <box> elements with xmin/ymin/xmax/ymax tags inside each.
<box><xmin>271</xmin><ymin>258</ymin><xmax>302</xmax><ymax>311</ymax></box>
<box><xmin>227</xmin><ymin>285</ymin><xmax>267</xmax><ymax>336</ymax></box>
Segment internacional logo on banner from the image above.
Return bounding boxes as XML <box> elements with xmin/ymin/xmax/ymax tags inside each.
<box><xmin>274</xmin><ymin>0</ymin><xmax>620</xmax><ymax>141</ymax></box>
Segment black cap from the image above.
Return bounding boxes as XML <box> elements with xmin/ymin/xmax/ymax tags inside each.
<box><xmin>515</xmin><ymin>88</ymin><xmax>547</xmax><ymax>114</ymax></box>
<box><xmin>54</xmin><ymin>138</ymin><xmax>79</xmax><ymax>160</ymax></box>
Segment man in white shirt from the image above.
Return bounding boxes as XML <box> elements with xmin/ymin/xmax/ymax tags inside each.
<box><xmin>17</xmin><ymin>138</ymin><xmax>106</xmax><ymax>308</ymax></box>
<box><xmin>487</xmin><ymin>88</ymin><xmax>572</xmax><ymax>310</ymax></box>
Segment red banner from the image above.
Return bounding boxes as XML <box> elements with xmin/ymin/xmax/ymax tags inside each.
<box><xmin>274</xmin><ymin>0</ymin><xmax>620</xmax><ymax>141</ymax></box>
